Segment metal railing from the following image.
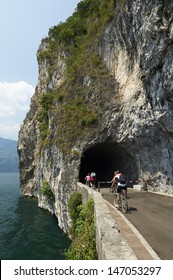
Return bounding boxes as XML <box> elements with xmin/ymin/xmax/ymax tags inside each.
<box><xmin>97</xmin><ymin>181</ymin><xmax>112</xmax><ymax>192</ymax></box>
<box><xmin>97</xmin><ymin>180</ymin><xmax>140</xmax><ymax>192</ymax></box>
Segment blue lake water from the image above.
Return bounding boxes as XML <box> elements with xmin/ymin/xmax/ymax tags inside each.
<box><xmin>0</xmin><ymin>173</ymin><xmax>70</xmax><ymax>260</ymax></box>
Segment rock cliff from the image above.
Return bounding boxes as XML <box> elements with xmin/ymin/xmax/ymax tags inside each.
<box><xmin>18</xmin><ymin>0</ymin><xmax>173</xmax><ymax>231</ymax></box>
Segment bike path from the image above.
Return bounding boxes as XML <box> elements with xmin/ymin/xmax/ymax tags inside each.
<box><xmin>101</xmin><ymin>188</ymin><xmax>173</xmax><ymax>260</ymax></box>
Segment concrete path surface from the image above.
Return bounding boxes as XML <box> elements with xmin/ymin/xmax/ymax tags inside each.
<box><xmin>101</xmin><ymin>188</ymin><xmax>173</xmax><ymax>260</ymax></box>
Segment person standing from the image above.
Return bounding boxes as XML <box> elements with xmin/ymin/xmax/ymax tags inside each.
<box><xmin>85</xmin><ymin>173</ymin><xmax>91</xmax><ymax>187</ymax></box>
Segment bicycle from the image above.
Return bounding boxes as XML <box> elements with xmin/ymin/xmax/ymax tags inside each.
<box><xmin>111</xmin><ymin>186</ymin><xmax>128</xmax><ymax>213</ymax></box>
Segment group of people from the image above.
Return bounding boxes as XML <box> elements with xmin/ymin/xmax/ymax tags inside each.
<box><xmin>85</xmin><ymin>172</ymin><xmax>97</xmax><ymax>188</ymax></box>
<box><xmin>84</xmin><ymin>169</ymin><xmax>127</xmax><ymax>209</ymax></box>
<box><xmin>111</xmin><ymin>170</ymin><xmax>127</xmax><ymax>209</ymax></box>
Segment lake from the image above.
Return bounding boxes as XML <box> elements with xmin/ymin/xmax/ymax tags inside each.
<box><xmin>0</xmin><ymin>173</ymin><xmax>70</xmax><ymax>260</ymax></box>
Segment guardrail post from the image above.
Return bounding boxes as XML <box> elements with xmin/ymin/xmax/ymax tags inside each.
<box><xmin>98</xmin><ymin>181</ymin><xmax>100</xmax><ymax>192</ymax></box>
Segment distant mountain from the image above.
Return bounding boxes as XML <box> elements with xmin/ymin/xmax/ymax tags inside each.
<box><xmin>0</xmin><ymin>137</ymin><xmax>19</xmax><ymax>173</ymax></box>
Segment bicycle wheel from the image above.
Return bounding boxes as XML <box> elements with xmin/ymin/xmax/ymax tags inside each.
<box><xmin>91</xmin><ymin>182</ymin><xmax>96</xmax><ymax>190</ymax></box>
<box><xmin>121</xmin><ymin>193</ymin><xmax>128</xmax><ymax>213</ymax></box>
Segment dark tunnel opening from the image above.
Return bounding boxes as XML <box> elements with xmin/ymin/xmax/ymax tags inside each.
<box><xmin>79</xmin><ymin>142</ymin><xmax>139</xmax><ymax>184</ymax></box>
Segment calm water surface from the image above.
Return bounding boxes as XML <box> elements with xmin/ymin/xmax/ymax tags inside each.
<box><xmin>0</xmin><ymin>173</ymin><xmax>70</xmax><ymax>260</ymax></box>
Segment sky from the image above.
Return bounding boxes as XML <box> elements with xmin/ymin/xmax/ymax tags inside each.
<box><xmin>0</xmin><ymin>0</ymin><xmax>80</xmax><ymax>140</ymax></box>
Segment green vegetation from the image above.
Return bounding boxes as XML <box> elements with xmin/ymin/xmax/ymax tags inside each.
<box><xmin>37</xmin><ymin>0</ymin><xmax>116</xmax><ymax>81</ymax></box>
<box><xmin>37</xmin><ymin>0</ymin><xmax>115</xmax><ymax>56</ymax></box>
<box><xmin>40</xmin><ymin>0</ymin><xmax>115</xmax><ymax>81</ymax></box>
<box><xmin>37</xmin><ymin>49</ymin><xmax>52</xmax><ymax>62</ymax></box>
<box><xmin>37</xmin><ymin>0</ymin><xmax>116</xmax><ymax>153</ymax></box>
<box><xmin>66</xmin><ymin>192</ymin><xmax>97</xmax><ymax>260</ymax></box>
<box><xmin>37</xmin><ymin>90</ymin><xmax>57</xmax><ymax>141</ymax></box>
<box><xmin>67</xmin><ymin>192</ymin><xmax>83</xmax><ymax>236</ymax></box>
<box><xmin>56</xmin><ymin>97</ymin><xmax>97</xmax><ymax>151</ymax></box>
<box><xmin>39</xmin><ymin>179</ymin><xmax>55</xmax><ymax>200</ymax></box>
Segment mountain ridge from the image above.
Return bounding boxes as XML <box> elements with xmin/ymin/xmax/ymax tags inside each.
<box><xmin>0</xmin><ymin>137</ymin><xmax>19</xmax><ymax>173</ymax></box>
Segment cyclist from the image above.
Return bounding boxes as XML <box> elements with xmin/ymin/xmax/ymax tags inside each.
<box><xmin>112</xmin><ymin>170</ymin><xmax>127</xmax><ymax>209</ymax></box>
<box><xmin>111</xmin><ymin>171</ymin><xmax>118</xmax><ymax>189</ymax></box>
<box><xmin>85</xmin><ymin>173</ymin><xmax>91</xmax><ymax>187</ymax></box>
<box><xmin>90</xmin><ymin>171</ymin><xmax>97</xmax><ymax>189</ymax></box>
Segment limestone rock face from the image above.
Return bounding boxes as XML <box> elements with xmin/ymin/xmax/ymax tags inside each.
<box><xmin>99</xmin><ymin>0</ymin><xmax>173</xmax><ymax>193</ymax></box>
<box><xmin>18</xmin><ymin>0</ymin><xmax>173</xmax><ymax>232</ymax></box>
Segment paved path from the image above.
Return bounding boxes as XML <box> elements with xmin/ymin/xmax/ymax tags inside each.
<box><xmin>101</xmin><ymin>188</ymin><xmax>173</xmax><ymax>260</ymax></box>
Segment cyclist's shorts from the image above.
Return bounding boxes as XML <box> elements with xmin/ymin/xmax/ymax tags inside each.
<box><xmin>117</xmin><ymin>186</ymin><xmax>127</xmax><ymax>193</ymax></box>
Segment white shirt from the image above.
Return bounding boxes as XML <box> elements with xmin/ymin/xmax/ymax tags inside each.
<box><xmin>114</xmin><ymin>174</ymin><xmax>126</xmax><ymax>187</ymax></box>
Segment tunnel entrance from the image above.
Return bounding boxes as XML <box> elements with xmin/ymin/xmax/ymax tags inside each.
<box><xmin>79</xmin><ymin>142</ymin><xmax>138</xmax><ymax>183</ymax></box>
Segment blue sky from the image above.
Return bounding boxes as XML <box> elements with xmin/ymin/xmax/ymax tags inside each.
<box><xmin>0</xmin><ymin>0</ymin><xmax>80</xmax><ymax>140</ymax></box>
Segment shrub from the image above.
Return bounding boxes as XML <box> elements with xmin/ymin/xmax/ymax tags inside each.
<box><xmin>66</xmin><ymin>194</ymin><xmax>97</xmax><ymax>260</ymax></box>
<box><xmin>39</xmin><ymin>180</ymin><xmax>54</xmax><ymax>200</ymax></box>
<box><xmin>37</xmin><ymin>49</ymin><xmax>52</xmax><ymax>62</ymax></box>
<box><xmin>37</xmin><ymin>91</ymin><xmax>56</xmax><ymax>141</ymax></box>
<box><xmin>68</xmin><ymin>192</ymin><xmax>82</xmax><ymax>236</ymax></box>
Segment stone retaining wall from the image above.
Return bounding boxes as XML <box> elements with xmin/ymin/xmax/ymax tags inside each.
<box><xmin>77</xmin><ymin>182</ymin><xmax>137</xmax><ymax>260</ymax></box>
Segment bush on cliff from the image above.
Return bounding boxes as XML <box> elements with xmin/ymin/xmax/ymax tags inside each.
<box><xmin>68</xmin><ymin>192</ymin><xmax>82</xmax><ymax>237</ymax></box>
<box><xmin>66</xmin><ymin>192</ymin><xmax>97</xmax><ymax>260</ymax></box>
<box><xmin>39</xmin><ymin>179</ymin><xmax>55</xmax><ymax>200</ymax></box>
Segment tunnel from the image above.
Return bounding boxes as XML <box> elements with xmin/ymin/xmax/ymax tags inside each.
<box><xmin>79</xmin><ymin>142</ymin><xmax>138</xmax><ymax>184</ymax></box>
